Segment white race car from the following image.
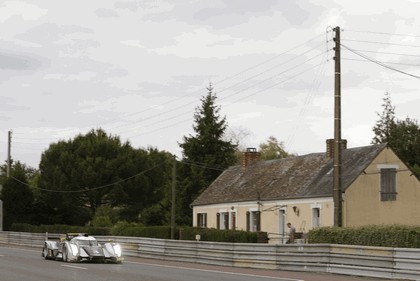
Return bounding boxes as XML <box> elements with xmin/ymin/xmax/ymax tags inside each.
<box><xmin>42</xmin><ymin>233</ymin><xmax>123</xmax><ymax>263</ymax></box>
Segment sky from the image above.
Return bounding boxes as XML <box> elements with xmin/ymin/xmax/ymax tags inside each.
<box><xmin>1</xmin><ymin>0</ymin><xmax>419</xmax><ymax>168</ymax></box>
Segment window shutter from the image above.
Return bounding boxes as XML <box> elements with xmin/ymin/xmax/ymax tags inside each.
<box><xmin>246</xmin><ymin>211</ymin><xmax>250</xmax><ymax>232</ymax></box>
<box><xmin>216</xmin><ymin>213</ymin><xmax>220</xmax><ymax>229</ymax></box>
<box><xmin>381</xmin><ymin>168</ymin><xmax>397</xmax><ymax>201</ymax></box>
<box><xmin>231</xmin><ymin>212</ymin><xmax>236</xmax><ymax>230</ymax></box>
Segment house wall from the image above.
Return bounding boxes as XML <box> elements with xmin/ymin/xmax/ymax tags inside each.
<box><xmin>344</xmin><ymin>147</ymin><xmax>420</xmax><ymax>227</ymax></box>
<box><xmin>193</xmin><ymin>197</ymin><xmax>333</xmax><ymax>243</ymax></box>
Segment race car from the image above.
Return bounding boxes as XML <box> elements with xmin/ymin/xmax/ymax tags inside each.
<box><xmin>42</xmin><ymin>233</ymin><xmax>123</xmax><ymax>263</ymax></box>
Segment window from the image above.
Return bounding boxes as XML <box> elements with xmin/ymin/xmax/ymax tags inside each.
<box><xmin>197</xmin><ymin>213</ymin><xmax>207</xmax><ymax>228</ymax></box>
<box><xmin>217</xmin><ymin>212</ymin><xmax>229</xmax><ymax>230</ymax></box>
<box><xmin>246</xmin><ymin>211</ymin><xmax>260</xmax><ymax>232</ymax></box>
<box><xmin>380</xmin><ymin>168</ymin><xmax>397</xmax><ymax>201</ymax></box>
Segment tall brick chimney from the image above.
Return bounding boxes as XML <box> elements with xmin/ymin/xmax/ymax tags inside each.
<box><xmin>243</xmin><ymin>148</ymin><xmax>261</xmax><ymax>167</ymax></box>
<box><xmin>326</xmin><ymin>139</ymin><xmax>347</xmax><ymax>158</ymax></box>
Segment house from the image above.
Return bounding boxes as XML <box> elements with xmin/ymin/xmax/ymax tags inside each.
<box><xmin>191</xmin><ymin>141</ymin><xmax>420</xmax><ymax>243</ymax></box>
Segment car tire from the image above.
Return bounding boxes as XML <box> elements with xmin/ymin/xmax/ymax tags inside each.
<box><xmin>42</xmin><ymin>244</ymin><xmax>50</xmax><ymax>260</ymax></box>
<box><xmin>62</xmin><ymin>246</ymin><xmax>68</xmax><ymax>262</ymax></box>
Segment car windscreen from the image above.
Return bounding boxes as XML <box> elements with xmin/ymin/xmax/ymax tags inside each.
<box><xmin>75</xmin><ymin>239</ymin><xmax>98</xmax><ymax>246</ymax></box>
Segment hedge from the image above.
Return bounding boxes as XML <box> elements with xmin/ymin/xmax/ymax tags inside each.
<box><xmin>307</xmin><ymin>225</ymin><xmax>420</xmax><ymax>248</ymax></box>
<box><xmin>10</xmin><ymin>223</ymin><xmax>267</xmax><ymax>243</ymax></box>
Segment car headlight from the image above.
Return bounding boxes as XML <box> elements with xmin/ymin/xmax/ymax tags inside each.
<box><xmin>70</xmin><ymin>244</ymin><xmax>79</xmax><ymax>255</ymax></box>
<box><xmin>113</xmin><ymin>244</ymin><xmax>122</xmax><ymax>257</ymax></box>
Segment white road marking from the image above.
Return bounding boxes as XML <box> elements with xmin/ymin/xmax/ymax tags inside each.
<box><xmin>61</xmin><ymin>264</ymin><xmax>88</xmax><ymax>270</ymax></box>
<box><xmin>125</xmin><ymin>261</ymin><xmax>304</xmax><ymax>281</ymax></box>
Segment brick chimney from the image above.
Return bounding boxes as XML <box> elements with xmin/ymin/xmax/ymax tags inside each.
<box><xmin>243</xmin><ymin>148</ymin><xmax>261</xmax><ymax>167</ymax></box>
<box><xmin>326</xmin><ymin>139</ymin><xmax>347</xmax><ymax>158</ymax></box>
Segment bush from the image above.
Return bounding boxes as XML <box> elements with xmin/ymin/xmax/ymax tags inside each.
<box><xmin>10</xmin><ymin>223</ymin><xmax>267</xmax><ymax>243</ymax></box>
<box><xmin>114</xmin><ymin>225</ymin><xmax>265</xmax><ymax>243</ymax></box>
<box><xmin>307</xmin><ymin>225</ymin><xmax>420</xmax><ymax>248</ymax></box>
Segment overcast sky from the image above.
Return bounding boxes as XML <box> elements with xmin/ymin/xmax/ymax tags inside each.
<box><xmin>1</xmin><ymin>0</ymin><xmax>419</xmax><ymax>168</ymax></box>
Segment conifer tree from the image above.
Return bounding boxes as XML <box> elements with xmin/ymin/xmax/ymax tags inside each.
<box><xmin>178</xmin><ymin>84</ymin><xmax>237</xmax><ymax>224</ymax></box>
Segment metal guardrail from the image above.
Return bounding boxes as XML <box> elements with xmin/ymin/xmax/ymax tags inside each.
<box><xmin>0</xmin><ymin>231</ymin><xmax>419</xmax><ymax>280</ymax></box>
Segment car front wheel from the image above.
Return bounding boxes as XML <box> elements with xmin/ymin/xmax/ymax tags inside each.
<box><xmin>42</xmin><ymin>244</ymin><xmax>50</xmax><ymax>260</ymax></box>
<box><xmin>62</xmin><ymin>246</ymin><xmax>68</xmax><ymax>262</ymax></box>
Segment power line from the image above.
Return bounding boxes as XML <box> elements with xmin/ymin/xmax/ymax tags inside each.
<box><xmin>102</xmin><ymin>43</ymin><xmax>328</xmax><ymax>136</ymax></box>
<box><xmin>214</xmin><ymin>33</ymin><xmax>325</xmax><ymax>86</ymax></box>
<box><xmin>225</xmin><ymin>58</ymin><xmax>329</xmax><ymax>106</ymax></box>
<box><xmin>69</xmin><ymin>33</ymin><xmax>328</xmax><ymax>135</ymax></box>
<box><xmin>13</xmin><ymin>45</ymin><xmax>329</xmax><ymax>144</ymax></box>
<box><xmin>343</xmin><ymin>57</ymin><xmax>420</xmax><ymax>68</ymax></box>
<box><xmin>342</xmin><ymin>49</ymin><xmax>420</xmax><ymax>58</ymax></box>
<box><xmin>217</xmin><ymin>41</ymin><xmax>327</xmax><ymax>95</ymax></box>
<box><xmin>219</xmin><ymin>51</ymin><xmax>328</xmax><ymax>103</ymax></box>
<box><xmin>286</xmin><ymin>51</ymin><xmax>330</xmax><ymax>151</ymax></box>
<box><xmin>341</xmin><ymin>43</ymin><xmax>420</xmax><ymax>79</ymax></box>
<box><xmin>125</xmin><ymin>55</ymin><xmax>329</xmax><ymax>139</ymax></box>
<box><xmin>179</xmin><ymin>160</ymin><xmax>226</xmax><ymax>171</ymax></box>
<box><xmin>342</xmin><ymin>39</ymin><xmax>420</xmax><ymax>48</ymax></box>
<box><xmin>343</xmin><ymin>29</ymin><xmax>420</xmax><ymax>38</ymax></box>
<box><xmin>10</xmin><ymin>161</ymin><xmax>166</xmax><ymax>193</ymax></box>
<box><xmin>12</xmin><ymin>35</ymin><xmax>327</xmax><ymax>145</ymax></box>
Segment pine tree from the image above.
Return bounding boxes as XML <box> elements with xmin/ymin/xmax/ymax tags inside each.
<box><xmin>178</xmin><ymin>84</ymin><xmax>237</xmax><ymax>224</ymax></box>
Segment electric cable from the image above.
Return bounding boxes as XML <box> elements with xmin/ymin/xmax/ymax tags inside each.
<box><xmin>342</xmin><ymin>39</ymin><xmax>420</xmax><ymax>48</ymax></box>
<box><xmin>10</xmin><ymin>161</ymin><xmax>166</xmax><ymax>193</ymax></box>
<box><xmin>343</xmin><ymin>29</ymin><xmax>420</xmax><ymax>38</ymax></box>
<box><xmin>341</xmin><ymin>43</ymin><xmax>420</xmax><ymax>79</ymax></box>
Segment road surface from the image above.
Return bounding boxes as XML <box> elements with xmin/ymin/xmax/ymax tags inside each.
<box><xmin>0</xmin><ymin>245</ymin><xmax>390</xmax><ymax>281</ymax></box>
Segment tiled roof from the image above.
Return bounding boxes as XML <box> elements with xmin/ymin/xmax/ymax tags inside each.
<box><xmin>192</xmin><ymin>144</ymin><xmax>387</xmax><ymax>206</ymax></box>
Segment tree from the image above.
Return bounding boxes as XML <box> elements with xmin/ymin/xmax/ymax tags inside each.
<box><xmin>178</xmin><ymin>84</ymin><xmax>237</xmax><ymax>225</ymax></box>
<box><xmin>37</xmin><ymin>129</ymin><xmax>173</xmax><ymax>225</ymax></box>
<box><xmin>91</xmin><ymin>204</ymin><xmax>119</xmax><ymax>227</ymax></box>
<box><xmin>372</xmin><ymin>92</ymin><xmax>396</xmax><ymax>144</ymax></box>
<box><xmin>259</xmin><ymin>136</ymin><xmax>295</xmax><ymax>160</ymax></box>
<box><xmin>372</xmin><ymin>92</ymin><xmax>420</xmax><ymax>177</ymax></box>
<box><xmin>387</xmin><ymin>118</ymin><xmax>420</xmax><ymax>176</ymax></box>
<box><xmin>225</xmin><ymin>126</ymin><xmax>253</xmax><ymax>164</ymax></box>
<box><xmin>0</xmin><ymin>162</ymin><xmax>34</xmax><ymax>230</ymax></box>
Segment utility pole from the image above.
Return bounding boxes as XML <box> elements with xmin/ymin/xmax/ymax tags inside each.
<box><xmin>170</xmin><ymin>156</ymin><xmax>176</xmax><ymax>239</ymax></box>
<box><xmin>7</xmin><ymin>130</ymin><xmax>12</xmax><ymax>178</ymax></box>
<box><xmin>333</xmin><ymin>26</ymin><xmax>343</xmax><ymax>227</ymax></box>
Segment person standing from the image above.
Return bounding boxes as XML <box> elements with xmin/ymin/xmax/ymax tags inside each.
<box><xmin>287</xmin><ymin>222</ymin><xmax>296</xmax><ymax>244</ymax></box>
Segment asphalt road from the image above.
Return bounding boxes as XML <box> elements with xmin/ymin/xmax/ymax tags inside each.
<box><xmin>0</xmin><ymin>246</ymin><xmax>389</xmax><ymax>281</ymax></box>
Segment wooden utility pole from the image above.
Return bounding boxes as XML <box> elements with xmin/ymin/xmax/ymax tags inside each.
<box><xmin>7</xmin><ymin>130</ymin><xmax>12</xmax><ymax>178</ymax></box>
<box><xmin>333</xmin><ymin>26</ymin><xmax>343</xmax><ymax>227</ymax></box>
<box><xmin>170</xmin><ymin>156</ymin><xmax>176</xmax><ymax>239</ymax></box>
